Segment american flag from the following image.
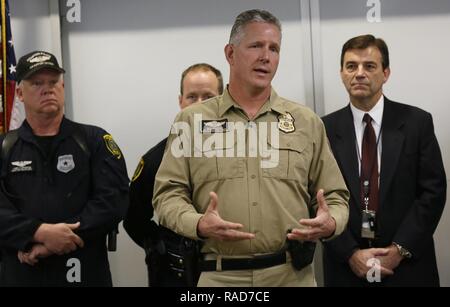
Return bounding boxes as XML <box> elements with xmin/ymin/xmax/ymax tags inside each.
<box><xmin>0</xmin><ymin>0</ymin><xmax>19</xmax><ymax>133</ymax></box>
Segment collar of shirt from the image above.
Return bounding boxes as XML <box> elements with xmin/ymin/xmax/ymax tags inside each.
<box><xmin>19</xmin><ymin>116</ymin><xmax>75</xmax><ymax>144</ymax></box>
<box><xmin>350</xmin><ymin>95</ymin><xmax>384</xmax><ymax>140</ymax></box>
<box><xmin>218</xmin><ymin>87</ymin><xmax>285</xmax><ymax>119</ymax></box>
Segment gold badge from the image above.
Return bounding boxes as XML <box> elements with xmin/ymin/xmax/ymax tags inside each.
<box><xmin>131</xmin><ymin>158</ymin><xmax>144</xmax><ymax>182</ymax></box>
<box><xmin>103</xmin><ymin>134</ymin><xmax>122</xmax><ymax>159</ymax></box>
<box><xmin>278</xmin><ymin>112</ymin><xmax>295</xmax><ymax>133</ymax></box>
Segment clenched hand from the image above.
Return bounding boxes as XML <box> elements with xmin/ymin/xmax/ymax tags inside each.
<box><xmin>33</xmin><ymin>222</ymin><xmax>84</xmax><ymax>255</ymax></box>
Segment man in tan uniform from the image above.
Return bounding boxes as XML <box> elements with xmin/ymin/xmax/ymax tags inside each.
<box><xmin>153</xmin><ymin>9</ymin><xmax>349</xmax><ymax>287</ymax></box>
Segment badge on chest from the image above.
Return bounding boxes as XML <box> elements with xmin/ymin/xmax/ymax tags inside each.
<box><xmin>57</xmin><ymin>154</ymin><xmax>75</xmax><ymax>173</ymax></box>
<box><xmin>278</xmin><ymin>112</ymin><xmax>295</xmax><ymax>133</ymax></box>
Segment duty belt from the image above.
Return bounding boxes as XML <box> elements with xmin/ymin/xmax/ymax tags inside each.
<box><xmin>200</xmin><ymin>250</ymin><xmax>287</xmax><ymax>272</ymax></box>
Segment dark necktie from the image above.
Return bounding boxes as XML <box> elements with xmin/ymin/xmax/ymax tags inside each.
<box><xmin>361</xmin><ymin>114</ymin><xmax>379</xmax><ymax>211</ymax></box>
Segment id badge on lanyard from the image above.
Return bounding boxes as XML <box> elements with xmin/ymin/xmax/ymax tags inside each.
<box><xmin>361</xmin><ymin>180</ymin><xmax>376</xmax><ymax>239</ymax></box>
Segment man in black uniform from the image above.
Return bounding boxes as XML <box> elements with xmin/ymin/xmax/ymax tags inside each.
<box><xmin>0</xmin><ymin>50</ymin><xmax>129</xmax><ymax>287</ymax></box>
<box><xmin>123</xmin><ymin>63</ymin><xmax>223</xmax><ymax>286</ymax></box>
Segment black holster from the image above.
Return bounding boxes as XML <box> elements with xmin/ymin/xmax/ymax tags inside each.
<box><xmin>286</xmin><ymin>238</ymin><xmax>316</xmax><ymax>271</ymax></box>
<box><xmin>144</xmin><ymin>226</ymin><xmax>201</xmax><ymax>287</ymax></box>
<box><xmin>107</xmin><ymin>226</ymin><xmax>119</xmax><ymax>251</ymax></box>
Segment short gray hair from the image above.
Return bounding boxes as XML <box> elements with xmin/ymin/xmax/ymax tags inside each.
<box><xmin>229</xmin><ymin>9</ymin><xmax>282</xmax><ymax>45</ymax></box>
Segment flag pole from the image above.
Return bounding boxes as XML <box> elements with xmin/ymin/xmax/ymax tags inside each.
<box><xmin>1</xmin><ymin>0</ymin><xmax>8</xmax><ymax>133</ymax></box>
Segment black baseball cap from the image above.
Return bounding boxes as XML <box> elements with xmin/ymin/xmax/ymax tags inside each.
<box><xmin>16</xmin><ymin>50</ymin><xmax>65</xmax><ymax>83</ymax></box>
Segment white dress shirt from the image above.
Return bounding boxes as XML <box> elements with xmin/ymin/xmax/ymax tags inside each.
<box><xmin>350</xmin><ymin>96</ymin><xmax>384</xmax><ymax>176</ymax></box>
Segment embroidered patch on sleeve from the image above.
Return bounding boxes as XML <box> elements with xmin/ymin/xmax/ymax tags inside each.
<box><xmin>103</xmin><ymin>134</ymin><xmax>122</xmax><ymax>159</ymax></box>
<box><xmin>131</xmin><ymin>158</ymin><xmax>145</xmax><ymax>182</ymax></box>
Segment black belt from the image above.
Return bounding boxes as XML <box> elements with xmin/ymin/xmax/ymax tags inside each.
<box><xmin>200</xmin><ymin>250</ymin><xmax>287</xmax><ymax>272</ymax></box>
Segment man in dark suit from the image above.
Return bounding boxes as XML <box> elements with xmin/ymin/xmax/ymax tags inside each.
<box><xmin>322</xmin><ymin>34</ymin><xmax>447</xmax><ymax>286</ymax></box>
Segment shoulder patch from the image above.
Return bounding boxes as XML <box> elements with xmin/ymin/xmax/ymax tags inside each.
<box><xmin>132</xmin><ymin>158</ymin><xmax>144</xmax><ymax>182</ymax></box>
<box><xmin>103</xmin><ymin>134</ymin><xmax>122</xmax><ymax>159</ymax></box>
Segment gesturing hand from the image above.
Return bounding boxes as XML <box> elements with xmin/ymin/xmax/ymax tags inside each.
<box><xmin>197</xmin><ymin>192</ymin><xmax>255</xmax><ymax>241</ymax></box>
<box><xmin>287</xmin><ymin>189</ymin><xmax>336</xmax><ymax>241</ymax></box>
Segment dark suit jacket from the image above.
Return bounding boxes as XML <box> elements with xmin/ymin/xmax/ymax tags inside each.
<box><xmin>322</xmin><ymin>97</ymin><xmax>447</xmax><ymax>286</ymax></box>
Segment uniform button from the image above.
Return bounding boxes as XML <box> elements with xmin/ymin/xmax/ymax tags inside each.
<box><xmin>252</xmin><ymin>202</ymin><xmax>258</xmax><ymax>206</ymax></box>
<box><xmin>251</xmin><ymin>175</ymin><xmax>256</xmax><ymax>179</ymax></box>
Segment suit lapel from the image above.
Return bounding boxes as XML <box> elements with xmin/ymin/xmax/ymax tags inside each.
<box><xmin>379</xmin><ymin>98</ymin><xmax>405</xmax><ymax>208</ymax></box>
<box><xmin>334</xmin><ymin>106</ymin><xmax>361</xmax><ymax>208</ymax></box>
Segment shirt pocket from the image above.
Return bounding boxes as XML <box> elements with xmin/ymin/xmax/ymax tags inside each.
<box><xmin>262</xmin><ymin>133</ymin><xmax>311</xmax><ymax>181</ymax></box>
<box><xmin>190</xmin><ymin>140</ymin><xmax>244</xmax><ymax>184</ymax></box>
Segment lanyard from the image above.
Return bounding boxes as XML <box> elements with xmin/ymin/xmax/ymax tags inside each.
<box><xmin>356</xmin><ymin>125</ymin><xmax>382</xmax><ymax>211</ymax></box>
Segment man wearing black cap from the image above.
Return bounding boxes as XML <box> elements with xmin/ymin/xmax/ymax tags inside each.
<box><xmin>0</xmin><ymin>50</ymin><xmax>129</xmax><ymax>286</ymax></box>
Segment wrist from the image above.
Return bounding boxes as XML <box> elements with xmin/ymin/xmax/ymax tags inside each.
<box><xmin>321</xmin><ymin>217</ymin><xmax>336</xmax><ymax>241</ymax></box>
<box><xmin>196</xmin><ymin>217</ymin><xmax>207</xmax><ymax>240</ymax></box>
<box><xmin>392</xmin><ymin>242</ymin><xmax>412</xmax><ymax>259</ymax></box>
<box><xmin>33</xmin><ymin>223</ymin><xmax>48</xmax><ymax>243</ymax></box>
<box><xmin>348</xmin><ymin>248</ymin><xmax>361</xmax><ymax>262</ymax></box>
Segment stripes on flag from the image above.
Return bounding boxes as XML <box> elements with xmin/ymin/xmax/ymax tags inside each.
<box><xmin>1</xmin><ymin>0</ymin><xmax>21</xmax><ymax>134</ymax></box>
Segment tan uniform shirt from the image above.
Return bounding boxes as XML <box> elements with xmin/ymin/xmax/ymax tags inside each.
<box><xmin>153</xmin><ymin>88</ymin><xmax>349</xmax><ymax>256</ymax></box>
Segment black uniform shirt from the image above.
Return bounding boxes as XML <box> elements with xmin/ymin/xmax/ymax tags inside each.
<box><xmin>0</xmin><ymin>117</ymin><xmax>129</xmax><ymax>286</ymax></box>
<box><xmin>124</xmin><ymin>138</ymin><xmax>167</xmax><ymax>248</ymax></box>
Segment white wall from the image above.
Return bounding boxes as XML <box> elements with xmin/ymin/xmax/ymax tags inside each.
<box><xmin>10</xmin><ymin>0</ymin><xmax>61</xmax><ymax>64</ymax></box>
<box><xmin>318</xmin><ymin>0</ymin><xmax>450</xmax><ymax>286</ymax></box>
